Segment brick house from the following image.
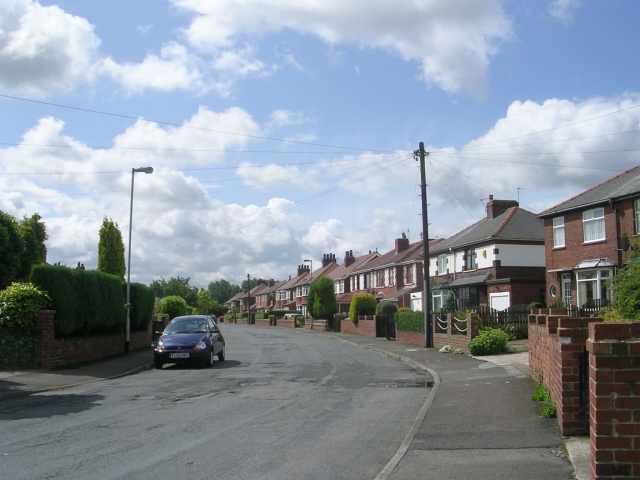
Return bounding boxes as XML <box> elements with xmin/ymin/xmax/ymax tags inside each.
<box><xmin>429</xmin><ymin>196</ymin><xmax>546</xmax><ymax>311</ymax></box>
<box><xmin>326</xmin><ymin>250</ymin><xmax>380</xmax><ymax>314</ymax></box>
<box><xmin>345</xmin><ymin>234</ymin><xmax>444</xmax><ymax>310</ymax></box>
<box><xmin>253</xmin><ymin>279</ymin><xmax>284</xmax><ymax>312</ymax></box>
<box><xmin>538</xmin><ymin>165</ymin><xmax>640</xmax><ymax>308</ymax></box>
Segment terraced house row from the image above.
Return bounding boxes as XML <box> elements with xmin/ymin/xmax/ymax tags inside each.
<box><xmin>225</xmin><ymin>165</ymin><xmax>640</xmax><ymax>315</ymax></box>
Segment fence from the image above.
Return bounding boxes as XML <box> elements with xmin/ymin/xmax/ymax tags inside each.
<box><xmin>566</xmin><ymin>298</ymin><xmax>609</xmax><ymax>318</ymax></box>
<box><xmin>477</xmin><ymin>304</ymin><xmax>530</xmax><ymax>339</ymax></box>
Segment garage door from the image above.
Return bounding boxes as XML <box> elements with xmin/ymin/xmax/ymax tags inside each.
<box><xmin>490</xmin><ymin>293</ymin><xmax>510</xmax><ymax>311</ymax></box>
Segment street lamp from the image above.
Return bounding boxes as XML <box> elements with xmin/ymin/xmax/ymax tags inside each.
<box><xmin>303</xmin><ymin>259</ymin><xmax>312</xmax><ymax>282</ymax></box>
<box><xmin>126</xmin><ymin>166</ymin><xmax>153</xmax><ymax>353</ymax></box>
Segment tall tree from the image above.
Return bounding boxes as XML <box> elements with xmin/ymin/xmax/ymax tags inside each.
<box><xmin>308</xmin><ymin>276</ymin><xmax>338</xmax><ymax>320</ymax></box>
<box><xmin>17</xmin><ymin>213</ymin><xmax>47</xmax><ymax>280</ymax></box>
<box><xmin>151</xmin><ymin>276</ymin><xmax>199</xmax><ymax>306</ymax></box>
<box><xmin>97</xmin><ymin>217</ymin><xmax>125</xmax><ymax>279</ymax></box>
<box><xmin>208</xmin><ymin>279</ymin><xmax>241</xmax><ymax>304</ymax></box>
<box><xmin>0</xmin><ymin>210</ymin><xmax>25</xmax><ymax>289</ymax></box>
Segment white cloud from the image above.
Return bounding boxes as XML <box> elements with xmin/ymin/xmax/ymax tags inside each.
<box><xmin>171</xmin><ymin>0</ymin><xmax>513</xmax><ymax>96</ymax></box>
<box><xmin>269</xmin><ymin>109</ymin><xmax>311</xmax><ymax>128</ymax></box>
<box><xmin>547</xmin><ymin>0</ymin><xmax>580</xmax><ymax>25</ymax></box>
<box><xmin>101</xmin><ymin>42</ymin><xmax>207</xmax><ymax>94</ymax></box>
<box><xmin>0</xmin><ymin>0</ymin><xmax>100</xmax><ymax>95</ymax></box>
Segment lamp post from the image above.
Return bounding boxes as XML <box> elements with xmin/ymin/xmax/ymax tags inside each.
<box><xmin>126</xmin><ymin>166</ymin><xmax>153</xmax><ymax>353</ymax></box>
<box><xmin>247</xmin><ymin>273</ymin><xmax>251</xmax><ymax>325</ymax></box>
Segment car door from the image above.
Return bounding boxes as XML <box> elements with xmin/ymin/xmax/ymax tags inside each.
<box><xmin>208</xmin><ymin>317</ymin><xmax>222</xmax><ymax>355</ymax></box>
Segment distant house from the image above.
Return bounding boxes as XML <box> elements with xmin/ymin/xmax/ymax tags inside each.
<box><xmin>538</xmin><ymin>165</ymin><xmax>640</xmax><ymax>309</ymax></box>
<box><xmin>429</xmin><ymin>196</ymin><xmax>546</xmax><ymax>311</ymax></box>
<box><xmin>326</xmin><ymin>250</ymin><xmax>380</xmax><ymax>314</ymax></box>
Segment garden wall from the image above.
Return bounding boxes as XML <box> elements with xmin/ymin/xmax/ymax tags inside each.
<box><xmin>275</xmin><ymin>319</ymin><xmax>295</xmax><ymax>328</ymax></box>
<box><xmin>34</xmin><ymin>310</ymin><xmax>152</xmax><ymax>369</ymax></box>
<box><xmin>396</xmin><ymin>330</ymin><xmax>424</xmax><ymax>346</ymax></box>
<box><xmin>431</xmin><ymin>312</ymin><xmax>479</xmax><ymax>354</ymax></box>
<box><xmin>340</xmin><ymin>316</ymin><xmax>376</xmax><ymax>336</ymax></box>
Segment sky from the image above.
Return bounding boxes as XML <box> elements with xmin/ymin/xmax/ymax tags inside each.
<box><xmin>1</xmin><ymin>0</ymin><xmax>639</xmax><ymax>289</ymax></box>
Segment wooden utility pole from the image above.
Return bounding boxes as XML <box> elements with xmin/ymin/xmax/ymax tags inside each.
<box><xmin>417</xmin><ymin>142</ymin><xmax>432</xmax><ymax>348</ymax></box>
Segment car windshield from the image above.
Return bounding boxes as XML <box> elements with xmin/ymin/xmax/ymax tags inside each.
<box><xmin>164</xmin><ymin>319</ymin><xmax>208</xmax><ymax>335</ymax></box>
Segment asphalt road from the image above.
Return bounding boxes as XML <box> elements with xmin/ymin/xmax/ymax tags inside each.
<box><xmin>0</xmin><ymin>326</ymin><xmax>431</xmax><ymax>480</ymax></box>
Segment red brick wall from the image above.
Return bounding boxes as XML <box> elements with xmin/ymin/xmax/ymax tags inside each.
<box><xmin>275</xmin><ymin>319</ymin><xmax>295</xmax><ymax>328</ymax></box>
<box><xmin>586</xmin><ymin>322</ymin><xmax>640</xmax><ymax>479</ymax></box>
<box><xmin>431</xmin><ymin>312</ymin><xmax>479</xmax><ymax>354</ymax></box>
<box><xmin>528</xmin><ymin>309</ymin><xmax>598</xmax><ymax>436</ymax></box>
<box><xmin>397</xmin><ymin>330</ymin><xmax>424</xmax><ymax>346</ymax></box>
<box><xmin>311</xmin><ymin>320</ymin><xmax>329</xmax><ymax>332</ymax></box>
<box><xmin>340</xmin><ymin>318</ymin><xmax>376</xmax><ymax>336</ymax></box>
<box><xmin>254</xmin><ymin>318</ymin><xmax>271</xmax><ymax>327</ymax></box>
<box><xmin>34</xmin><ymin>310</ymin><xmax>151</xmax><ymax>370</ymax></box>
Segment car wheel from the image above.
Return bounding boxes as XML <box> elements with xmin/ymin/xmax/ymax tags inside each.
<box><xmin>207</xmin><ymin>349</ymin><xmax>215</xmax><ymax>368</ymax></box>
<box><xmin>218</xmin><ymin>345</ymin><xmax>225</xmax><ymax>362</ymax></box>
<box><xmin>154</xmin><ymin>360</ymin><xmax>163</xmax><ymax>369</ymax></box>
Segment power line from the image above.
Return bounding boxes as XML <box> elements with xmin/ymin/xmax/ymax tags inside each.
<box><xmin>0</xmin><ymin>94</ymin><xmax>389</xmax><ymax>153</ymax></box>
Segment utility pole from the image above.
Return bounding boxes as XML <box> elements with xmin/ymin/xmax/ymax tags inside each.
<box><xmin>247</xmin><ymin>273</ymin><xmax>251</xmax><ymax>325</ymax></box>
<box><xmin>416</xmin><ymin>142</ymin><xmax>432</xmax><ymax>348</ymax></box>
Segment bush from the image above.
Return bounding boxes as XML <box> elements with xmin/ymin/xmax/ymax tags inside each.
<box><xmin>349</xmin><ymin>293</ymin><xmax>377</xmax><ymax>323</ymax></box>
<box><xmin>160</xmin><ymin>295</ymin><xmax>188</xmax><ymax>320</ymax></box>
<box><xmin>467</xmin><ymin>328</ymin><xmax>509</xmax><ymax>356</ymax></box>
<box><xmin>376</xmin><ymin>302</ymin><xmax>398</xmax><ymax>317</ymax></box>
<box><xmin>127</xmin><ymin>282</ymin><xmax>155</xmax><ymax>331</ymax></box>
<box><xmin>396</xmin><ymin>309</ymin><xmax>424</xmax><ymax>332</ymax></box>
<box><xmin>30</xmin><ymin>265</ymin><xmax>78</xmax><ymax>336</ymax></box>
<box><xmin>0</xmin><ymin>282</ymin><xmax>50</xmax><ymax>333</ymax></box>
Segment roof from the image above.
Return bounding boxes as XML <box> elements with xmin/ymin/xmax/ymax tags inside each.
<box><xmin>379</xmin><ymin>285</ymin><xmax>421</xmax><ymax>301</ymax></box>
<box><xmin>352</xmin><ymin>239</ymin><xmax>427</xmax><ymax>274</ymax></box>
<box><xmin>539</xmin><ymin>165</ymin><xmax>640</xmax><ymax>217</ymax></box>
<box><xmin>430</xmin><ymin>207</ymin><xmax>543</xmax><ymax>254</ymax></box>
<box><xmin>325</xmin><ymin>252</ymin><xmax>380</xmax><ymax>281</ymax></box>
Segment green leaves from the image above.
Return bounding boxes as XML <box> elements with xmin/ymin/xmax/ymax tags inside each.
<box><xmin>0</xmin><ymin>282</ymin><xmax>50</xmax><ymax>333</ymax></box>
<box><xmin>97</xmin><ymin>217</ymin><xmax>125</xmax><ymax>280</ymax></box>
<box><xmin>467</xmin><ymin>327</ymin><xmax>509</xmax><ymax>356</ymax></box>
<box><xmin>349</xmin><ymin>293</ymin><xmax>377</xmax><ymax>323</ymax></box>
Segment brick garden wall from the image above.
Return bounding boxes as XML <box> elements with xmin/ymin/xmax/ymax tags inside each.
<box><xmin>431</xmin><ymin>312</ymin><xmax>479</xmax><ymax>354</ymax></box>
<box><xmin>397</xmin><ymin>330</ymin><xmax>424</xmax><ymax>346</ymax></box>
<box><xmin>587</xmin><ymin>322</ymin><xmax>640</xmax><ymax>479</ymax></box>
<box><xmin>340</xmin><ymin>317</ymin><xmax>376</xmax><ymax>336</ymax></box>
<box><xmin>34</xmin><ymin>310</ymin><xmax>152</xmax><ymax>370</ymax></box>
<box><xmin>528</xmin><ymin>309</ymin><xmax>599</xmax><ymax>436</ymax></box>
<box><xmin>275</xmin><ymin>319</ymin><xmax>295</xmax><ymax>328</ymax></box>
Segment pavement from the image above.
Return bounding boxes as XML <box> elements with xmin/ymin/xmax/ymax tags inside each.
<box><xmin>0</xmin><ymin>330</ymin><xmax>590</xmax><ymax>479</ymax></box>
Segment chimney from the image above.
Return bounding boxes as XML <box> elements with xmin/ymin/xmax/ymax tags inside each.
<box><xmin>297</xmin><ymin>264</ymin><xmax>310</xmax><ymax>277</ymax></box>
<box><xmin>486</xmin><ymin>195</ymin><xmax>519</xmax><ymax>219</ymax></box>
<box><xmin>344</xmin><ymin>250</ymin><xmax>355</xmax><ymax>267</ymax></box>
<box><xmin>268</xmin><ymin>279</ymin><xmax>274</xmax><ymax>287</ymax></box>
<box><xmin>395</xmin><ymin>233</ymin><xmax>409</xmax><ymax>253</ymax></box>
<box><xmin>322</xmin><ymin>253</ymin><xmax>337</xmax><ymax>268</ymax></box>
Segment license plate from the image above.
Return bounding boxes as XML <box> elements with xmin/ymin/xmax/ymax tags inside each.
<box><xmin>169</xmin><ymin>353</ymin><xmax>189</xmax><ymax>359</ymax></box>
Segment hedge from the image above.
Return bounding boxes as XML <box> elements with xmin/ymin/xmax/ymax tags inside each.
<box><xmin>29</xmin><ymin>265</ymin><xmax>153</xmax><ymax>337</ymax></box>
<box><xmin>349</xmin><ymin>293</ymin><xmax>377</xmax><ymax>323</ymax></box>
<box><xmin>396</xmin><ymin>309</ymin><xmax>424</xmax><ymax>332</ymax></box>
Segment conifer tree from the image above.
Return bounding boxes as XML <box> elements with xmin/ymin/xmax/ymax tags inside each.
<box><xmin>97</xmin><ymin>217</ymin><xmax>125</xmax><ymax>279</ymax></box>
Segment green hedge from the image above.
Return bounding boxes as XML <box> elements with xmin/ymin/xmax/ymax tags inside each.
<box><xmin>467</xmin><ymin>328</ymin><xmax>509</xmax><ymax>356</ymax></box>
<box><xmin>29</xmin><ymin>265</ymin><xmax>154</xmax><ymax>337</ymax></box>
<box><xmin>396</xmin><ymin>310</ymin><xmax>424</xmax><ymax>332</ymax></box>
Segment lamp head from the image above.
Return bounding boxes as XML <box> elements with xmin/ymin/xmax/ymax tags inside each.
<box><xmin>133</xmin><ymin>167</ymin><xmax>154</xmax><ymax>174</ymax></box>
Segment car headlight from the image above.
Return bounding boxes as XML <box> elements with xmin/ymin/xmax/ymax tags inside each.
<box><xmin>194</xmin><ymin>340</ymin><xmax>206</xmax><ymax>351</ymax></box>
<box><xmin>155</xmin><ymin>340</ymin><xmax>164</xmax><ymax>352</ymax></box>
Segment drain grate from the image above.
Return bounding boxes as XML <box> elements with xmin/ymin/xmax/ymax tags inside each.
<box><xmin>368</xmin><ymin>380</ymin><xmax>434</xmax><ymax>388</ymax></box>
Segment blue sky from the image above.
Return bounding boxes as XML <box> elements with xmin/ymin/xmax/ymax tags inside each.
<box><xmin>1</xmin><ymin>0</ymin><xmax>639</xmax><ymax>288</ymax></box>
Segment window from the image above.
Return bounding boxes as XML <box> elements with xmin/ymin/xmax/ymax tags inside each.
<box><xmin>465</xmin><ymin>249</ymin><xmax>476</xmax><ymax>270</ymax></box>
<box><xmin>437</xmin><ymin>254</ymin><xmax>447</xmax><ymax>275</ymax></box>
<box><xmin>404</xmin><ymin>265</ymin><xmax>414</xmax><ymax>285</ymax></box>
<box><xmin>583</xmin><ymin>208</ymin><xmax>605</xmax><ymax>243</ymax></box>
<box><xmin>388</xmin><ymin>268</ymin><xmax>395</xmax><ymax>286</ymax></box>
<box><xmin>553</xmin><ymin>217</ymin><xmax>565</xmax><ymax>248</ymax></box>
<box><xmin>276</xmin><ymin>290</ymin><xmax>289</xmax><ymax>301</ymax></box>
<box><xmin>636</xmin><ymin>200</ymin><xmax>640</xmax><ymax>235</ymax></box>
<box><xmin>334</xmin><ymin>280</ymin><xmax>344</xmax><ymax>294</ymax></box>
<box><xmin>561</xmin><ymin>273</ymin><xmax>571</xmax><ymax>305</ymax></box>
<box><xmin>576</xmin><ymin>269</ymin><xmax>611</xmax><ymax>307</ymax></box>
<box><xmin>432</xmin><ymin>290</ymin><xmax>445</xmax><ymax>311</ymax></box>
<box><xmin>376</xmin><ymin>270</ymin><xmax>385</xmax><ymax>287</ymax></box>
<box><xmin>364</xmin><ymin>273</ymin><xmax>371</xmax><ymax>289</ymax></box>
<box><xmin>457</xmin><ymin>287</ymin><xmax>479</xmax><ymax>310</ymax></box>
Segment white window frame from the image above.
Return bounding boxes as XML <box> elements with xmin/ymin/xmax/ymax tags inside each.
<box><xmin>583</xmin><ymin>208</ymin><xmax>605</xmax><ymax>243</ymax></box>
<box><xmin>576</xmin><ymin>268</ymin><xmax>611</xmax><ymax>306</ymax></box>
<box><xmin>635</xmin><ymin>200</ymin><xmax>640</xmax><ymax>235</ymax></box>
<box><xmin>553</xmin><ymin>216</ymin><xmax>565</xmax><ymax>248</ymax></box>
<box><xmin>561</xmin><ymin>273</ymin><xmax>572</xmax><ymax>306</ymax></box>
<box><xmin>437</xmin><ymin>254</ymin><xmax>447</xmax><ymax>275</ymax></box>
<box><xmin>432</xmin><ymin>290</ymin><xmax>445</xmax><ymax>311</ymax></box>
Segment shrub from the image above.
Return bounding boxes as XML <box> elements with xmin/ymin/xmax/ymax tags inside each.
<box><xmin>349</xmin><ymin>293</ymin><xmax>377</xmax><ymax>323</ymax></box>
<box><xmin>467</xmin><ymin>328</ymin><xmax>509</xmax><ymax>356</ymax></box>
<box><xmin>127</xmin><ymin>282</ymin><xmax>155</xmax><ymax>331</ymax></box>
<box><xmin>0</xmin><ymin>282</ymin><xmax>50</xmax><ymax>333</ymax></box>
<box><xmin>308</xmin><ymin>276</ymin><xmax>338</xmax><ymax>320</ymax></box>
<box><xmin>376</xmin><ymin>302</ymin><xmax>398</xmax><ymax>317</ymax></box>
<box><xmin>396</xmin><ymin>309</ymin><xmax>424</xmax><ymax>332</ymax></box>
<box><xmin>30</xmin><ymin>265</ymin><xmax>78</xmax><ymax>336</ymax></box>
<box><xmin>160</xmin><ymin>295</ymin><xmax>188</xmax><ymax>320</ymax></box>
<box><xmin>532</xmin><ymin>382</ymin><xmax>557</xmax><ymax>418</ymax></box>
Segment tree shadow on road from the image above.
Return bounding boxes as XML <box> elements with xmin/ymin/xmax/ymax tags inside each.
<box><xmin>0</xmin><ymin>392</ymin><xmax>104</xmax><ymax>420</ymax></box>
